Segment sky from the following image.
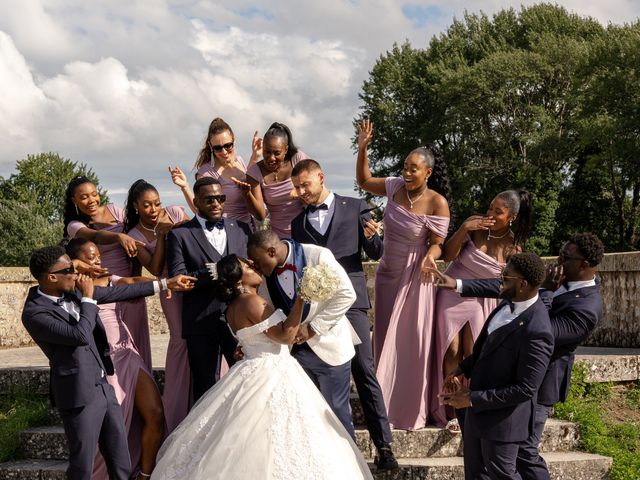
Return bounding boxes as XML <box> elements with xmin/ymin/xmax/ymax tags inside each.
<box><xmin>1</xmin><ymin>0</ymin><xmax>638</xmax><ymax>209</ymax></box>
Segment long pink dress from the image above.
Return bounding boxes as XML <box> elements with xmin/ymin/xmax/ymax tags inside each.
<box><xmin>197</xmin><ymin>155</ymin><xmax>252</xmax><ymax>224</ymax></box>
<box><xmin>374</xmin><ymin>177</ymin><xmax>450</xmax><ymax>431</ymax></box>
<box><xmin>69</xmin><ymin>204</ymin><xmax>153</xmax><ymax>370</ymax></box>
<box><xmin>128</xmin><ymin>206</ymin><xmax>192</xmax><ymax>433</ymax></box>
<box><xmin>429</xmin><ymin>236</ymin><xmax>504</xmax><ymax>427</ymax></box>
<box><xmin>67</xmin><ymin>205</ymin><xmax>152</xmax><ymax>478</ymax></box>
<box><xmin>246</xmin><ymin>150</ymin><xmax>308</xmax><ymax>238</ymax></box>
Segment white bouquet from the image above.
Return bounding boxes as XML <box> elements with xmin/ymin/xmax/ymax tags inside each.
<box><xmin>297</xmin><ymin>264</ymin><xmax>339</xmax><ymax>303</ymax></box>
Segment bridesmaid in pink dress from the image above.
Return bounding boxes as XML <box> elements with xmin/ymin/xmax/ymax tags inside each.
<box><xmin>63</xmin><ymin>177</ymin><xmax>166</xmax><ymax>480</ymax></box>
<box><xmin>355</xmin><ymin>119</ymin><xmax>451</xmax><ymax>431</ymax></box>
<box><xmin>124</xmin><ymin>179</ymin><xmax>192</xmax><ymax>433</ymax></box>
<box><xmin>430</xmin><ymin>190</ymin><xmax>532</xmax><ymax>429</ymax></box>
<box><xmin>243</xmin><ymin>122</ymin><xmax>309</xmax><ymax>238</ymax></box>
<box><xmin>169</xmin><ymin>117</ymin><xmax>256</xmax><ymax>225</ymax></box>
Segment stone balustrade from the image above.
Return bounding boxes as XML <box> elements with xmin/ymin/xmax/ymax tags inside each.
<box><xmin>2</xmin><ymin>251</ymin><xmax>639</xmax><ymax>348</ymax></box>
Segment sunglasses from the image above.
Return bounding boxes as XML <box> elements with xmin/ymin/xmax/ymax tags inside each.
<box><xmin>50</xmin><ymin>266</ymin><xmax>77</xmax><ymax>275</ymax></box>
<box><xmin>203</xmin><ymin>195</ymin><xmax>226</xmax><ymax>205</ymax></box>
<box><xmin>499</xmin><ymin>272</ymin><xmax>525</xmax><ymax>283</ymax></box>
<box><xmin>559</xmin><ymin>252</ymin><xmax>585</xmax><ymax>263</ymax></box>
<box><xmin>211</xmin><ymin>142</ymin><xmax>234</xmax><ymax>153</ymax></box>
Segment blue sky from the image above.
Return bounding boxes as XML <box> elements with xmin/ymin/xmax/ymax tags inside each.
<box><xmin>1</xmin><ymin>0</ymin><xmax>638</xmax><ymax>209</ymax></box>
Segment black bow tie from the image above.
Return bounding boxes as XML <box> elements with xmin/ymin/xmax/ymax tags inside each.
<box><xmin>55</xmin><ymin>293</ymin><xmax>75</xmax><ymax>306</ymax></box>
<box><xmin>205</xmin><ymin>219</ymin><xmax>224</xmax><ymax>231</ymax></box>
<box><xmin>507</xmin><ymin>300</ymin><xmax>515</xmax><ymax>313</ymax></box>
<box><xmin>306</xmin><ymin>203</ymin><xmax>328</xmax><ymax>214</ymax></box>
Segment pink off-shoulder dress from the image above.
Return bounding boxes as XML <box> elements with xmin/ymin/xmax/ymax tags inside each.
<box><xmin>374</xmin><ymin>177</ymin><xmax>450</xmax><ymax>431</ymax></box>
<box><xmin>128</xmin><ymin>206</ymin><xmax>192</xmax><ymax>433</ymax></box>
<box><xmin>246</xmin><ymin>150</ymin><xmax>308</xmax><ymax>238</ymax></box>
<box><xmin>429</xmin><ymin>236</ymin><xmax>504</xmax><ymax>427</ymax></box>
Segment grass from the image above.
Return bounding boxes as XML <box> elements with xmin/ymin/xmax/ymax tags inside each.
<box><xmin>553</xmin><ymin>363</ymin><xmax>640</xmax><ymax>480</ymax></box>
<box><xmin>0</xmin><ymin>393</ymin><xmax>49</xmax><ymax>462</ymax></box>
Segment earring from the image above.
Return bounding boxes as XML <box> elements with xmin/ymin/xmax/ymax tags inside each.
<box><xmin>74</xmin><ymin>204</ymin><xmax>79</xmax><ymax>215</ymax></box>
<box><xmin>509</xmin><ymin>219</ymin><xmax>513</xmax><ymax>227</ymax></box>
<box><xmin>135</xmin><ymin>209</ymin><xmax>139</xmax><ymax>215</ymax></box>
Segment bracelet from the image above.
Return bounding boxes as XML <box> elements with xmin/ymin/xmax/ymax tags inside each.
<box><xmin>139</xmin><ymin>473</ymin><xmax>151</xmax><ymax>478</ymax></box>
<box><xmin>160</xmin><ymin>278</ymin><xmax>168</xmax><ymax>291</ymax></box>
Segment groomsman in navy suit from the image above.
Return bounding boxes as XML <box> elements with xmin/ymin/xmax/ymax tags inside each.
<box><xmin>444</xmin><ymin>233</ymin><xmax>604</xmax><ymax>480</ymax></box>
<box><xmin>438</xmin><ymin>252</ymin><xmax>554</xmax><ymax>480</ymax></box>
<box><xmin>22</xmin><ymin>246</ymin><xmax>192</xmax><ymax>480</ymax></box>
<box><xmin>290</xmin><ymin>159</ymin><xmax>398</xmax><ymax>470</ymax></box>
<box><xmin>167</xmin><ymin>176</ymin><xmax>251</xmax><ymax>401</ymax></box>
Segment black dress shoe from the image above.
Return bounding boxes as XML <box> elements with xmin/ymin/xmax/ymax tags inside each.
<box><xmin>374</xmin><ymin>446</ymin><xmax>399</xmax><ymax>470</ymax></box>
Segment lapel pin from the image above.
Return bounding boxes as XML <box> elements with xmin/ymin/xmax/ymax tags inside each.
<box><xmin>519</xmin><ymin>321</ymin><xmax>524</xmax><ymax>326</ymax></box>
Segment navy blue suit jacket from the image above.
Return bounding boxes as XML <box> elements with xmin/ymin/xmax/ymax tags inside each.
<box><xmin>167</xmin><ymin>217</ymin><xmax>250</xmax><ymax>337</ymax></box>
<box><xmin>290</xmin><ymin>194</ymin><xmax>382</xmax><ymax>310</ymax></box>
<box><xmin>461</xmin><ymin>278</ymin><xmax>603</xmax><ymax>404</ymax></box>
<box><xmin>22</xmin><ymin>282</ymin><xmax>155</xmax><ymax>410</ymax></box>
<box><xmin>459</xmin><ymin>297</ymin><xmax>553</xmax><ymax>442</ymax></box>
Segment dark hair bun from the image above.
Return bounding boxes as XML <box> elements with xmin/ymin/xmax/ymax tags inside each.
<box><xmin>210</xmin><ymin>254</ymin><xmax>244</xmax><ymax>303</ymax></box>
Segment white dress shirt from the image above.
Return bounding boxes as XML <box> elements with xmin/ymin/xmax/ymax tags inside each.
<box><xmin>551</xmin><ymin>277</ymin><xmax>597</xmax><ymax>298</ymax></box>
<box><xmin>37</xmin><ymin>288</ymin><xmax>97</xmax><ymax>321</ymax></box>
<box><xmin>486</xmin><ymin>294</ymin><xmax>539</xmax><ymax>335</ymax></box>
<box><xmin>307</xmin><ymin>192</ymin><xmax>336</xmax><ymax>235</ymax></box>
<box><xmin>276</xmin><ymin>241</ymin><xmax>296</xmax><ymax>299</ymax></box>
<box><xmin>196</xmin><ymin>214</ymin><xmax>227</xmax><ymax>255</ymax></box>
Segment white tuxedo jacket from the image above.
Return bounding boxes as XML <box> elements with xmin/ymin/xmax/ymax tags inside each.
<box><xmin>300</xmin><ymin>244</ymin><xmax>358</xmax><ymax>366</ymax></box>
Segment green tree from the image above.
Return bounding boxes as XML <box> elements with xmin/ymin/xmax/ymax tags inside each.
<box><xmin>0</xmin><ymin>152</ymin><xmax>108</xmax><ymax>266</ymax></box>
<box><xmin>356</xmin><ymin>4</ymin><xmax>640</xmax><ymax>253</ymax></box>
<box><xmin>0</xmin><ymin>152</ymin><xmax>107</xmax><ymax>223</ymax></box>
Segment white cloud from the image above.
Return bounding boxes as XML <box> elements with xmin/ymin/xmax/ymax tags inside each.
<box><xmin>0</xmin><ymin>0</ymin><xmax>638</xmax><ymax>207</ymax></box>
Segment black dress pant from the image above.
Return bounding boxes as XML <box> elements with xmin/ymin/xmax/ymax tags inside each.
<box><xmin>60</xmin><ymin>382</ymin><xmax>130</xmax><ymax>480</ymax></box>
<box><xmin>347</xmin><ymin>308</ymin><xmax>393</xmax><ymax>449</ymax></box>
<box><xmin>517</xmin><ymin>403</ymin><xmax>552</xmax><ymax>480</ymax></box>
<box><xmin>186</xmin><ymin>320</ymin><xmax>238</xmax><ymax>402</ymax></box>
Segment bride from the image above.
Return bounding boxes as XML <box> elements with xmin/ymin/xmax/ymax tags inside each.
<box><xmin>151</xmin><ymin>254</ymin><xmax>373</xmax><ymax>479</ymax></box>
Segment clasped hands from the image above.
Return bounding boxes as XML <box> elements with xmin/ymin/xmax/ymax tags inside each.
<box><xmin>293</xmin><ymin>323</ymin><xmax>315</xmax><ymax>345</ymax></box>
<box><xmin>438</xmin><ymin>372</ymin><xmax>471</xmax><ymax>409</ymax></box>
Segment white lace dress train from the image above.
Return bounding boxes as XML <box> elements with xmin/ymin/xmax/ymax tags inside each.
<box><xmin>151</xmin><ymin>310</ymin><xmax>373</xmax><ymax>480</ymax></box>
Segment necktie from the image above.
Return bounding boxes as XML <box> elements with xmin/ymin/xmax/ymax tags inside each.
<box><xmin>275</xmin><ymin>263</ymin><xmax>297</xmax><ymax>275</ymax></box>
<box><xmin>306</xmin><ymin>203</ymin><xmax>328</xmax><ymax>214</ymax></box>
<box><xmin>205</xmin><ymin>219</ymin><xmax>224</xmax><ymax>231</ymax></box>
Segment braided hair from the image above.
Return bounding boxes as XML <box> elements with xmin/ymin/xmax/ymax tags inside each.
<box><xmin>124</xmin><ymin>179</ymin><xmax>158</xmax><ymax>232</ymax></box>
<box><xmin>63</xmin><ymin>176</ymin><xmax>95</xmax><ymax>235</ymax></box>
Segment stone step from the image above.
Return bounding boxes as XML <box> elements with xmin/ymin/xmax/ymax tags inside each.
<box><xmin>369</xmin><ymin>452</ymin><xmax>612</xmax><ymax>479</ymax></box>
<box><xmin>356</xmin><ymin>419</ymin><xmax>579</xmax><ymax>459</ymax></box>
<box><xmin>20</xmin><ymin>417</ymin><xmax>579</xmax><ymax>462</ymax></box>
<box><xmin>0</xmin><ymin>452</ymin><xmax>611</xmax><ymax>480</ymax></box>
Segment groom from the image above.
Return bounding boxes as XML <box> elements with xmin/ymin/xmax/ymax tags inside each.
<box><xmin>247</xmin><ymin>229</ymin><xmax>358</xmax><ymax>437</ymax></box>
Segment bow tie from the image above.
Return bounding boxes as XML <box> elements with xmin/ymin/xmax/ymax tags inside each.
<box><xmin>205</xmin><ymin>219</ymin><xmax>224</xmax><ymax>231</ymax></box>
<box><xmin>275</xmin><ymin>263</ymin><xmax>297</xmax><ymax>275</ymax></box>
<box><xmin>506</xmin><ymin>300</ymin><xmax>515</xmax><ymax>313</ymax></box>
<box><xmin>306</xmin><ymin>203</ymin><xmax>328</xmax><ymax>214</ymax></box>
<box><xmin>55</xmin><ymin>293</ymin><xmax>75</xmax><ymax>306</ymax></box>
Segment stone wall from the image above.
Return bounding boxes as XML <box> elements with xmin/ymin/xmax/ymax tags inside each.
<box><xmin>2</xmin><ymin>251</ymin><xmax>639</xmax><ymax>348</ymax></box>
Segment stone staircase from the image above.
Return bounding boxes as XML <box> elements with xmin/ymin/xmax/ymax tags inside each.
<box><xmin>2</xmin><ymin>346</ymin><xmax>633</xmax><ymax>479</ymax></box>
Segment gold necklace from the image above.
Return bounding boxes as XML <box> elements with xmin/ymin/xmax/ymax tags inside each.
<box><xmin>406</xmin><ymin>185</ymin><xmax>428</xmax><ymax>209</ymax></box>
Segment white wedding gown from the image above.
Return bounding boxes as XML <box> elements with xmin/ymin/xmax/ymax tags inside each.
<box><xmin>151</xmin><ymin>310</ymin><xmax>373</xmax><ymax>480</ymax></box>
